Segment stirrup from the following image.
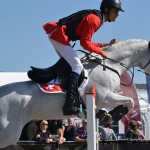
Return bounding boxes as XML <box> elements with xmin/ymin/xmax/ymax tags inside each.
<box><xmin>77</xmin><ymin>104</ymin><xmax>86</xmax><ymax>119</ymax></box>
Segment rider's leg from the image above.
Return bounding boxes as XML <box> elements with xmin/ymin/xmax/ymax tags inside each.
<box><xmin>63</xmin><ymin>72</ymin><xmax>80</xmax><ymax>115</ymax></box>
<box><xmin>50</xmin><ymin>38</ymin><xmax>83</xmax><ymax>115</ymax></box>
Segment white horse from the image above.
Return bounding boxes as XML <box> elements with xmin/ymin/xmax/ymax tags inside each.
<box><xmin>0</xmin><ymin>39</ymin><xmax>150</xmax><ymax>148</ymax></box>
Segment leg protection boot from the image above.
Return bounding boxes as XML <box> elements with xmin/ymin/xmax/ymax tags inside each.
<box><xmin>63</xmin><ymin>72</ymin><xmax>80</xmax><ymax>115</ymax></box>
<box><xmin>109</xmin><ymin>105</ymin><xmax>129</xmax><ymax>122</ymax></box>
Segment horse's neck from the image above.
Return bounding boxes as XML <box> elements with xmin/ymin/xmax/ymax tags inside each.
<box><xmin>105</xmin><ymin>39</ymin><xmax>148</xmax><ymax>74</ymax></box>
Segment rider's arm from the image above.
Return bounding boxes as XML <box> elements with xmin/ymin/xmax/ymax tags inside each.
<box><xmin>77</xmin><ymin>14</ymin><xmax>107</xmax><ymax>55</ymax></box>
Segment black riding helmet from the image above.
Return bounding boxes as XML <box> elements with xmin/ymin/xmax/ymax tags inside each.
<box><xmin>100</xmin><ymin>0</ymin><xmax>124</xmax><ymax>13</ymax></box>
<box><xmin>100</xmin><ymin>0</ymin><xmax>124</xmax><ymax>22</ymax></box>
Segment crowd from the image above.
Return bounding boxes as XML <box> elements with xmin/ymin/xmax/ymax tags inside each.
<box><xmin>19</xmin><ymin>117</ymin><xmax>145</xmax><ymax>144</ymax></box>
<box><xmin>125</xmin><ymin>120</ymin><xmax>145</xmax><ymax>140</ymax></box>
<box><xmin>19</xmin><ymin>118</ymin><xmax>88</xmax><ymax>144</ymax></box>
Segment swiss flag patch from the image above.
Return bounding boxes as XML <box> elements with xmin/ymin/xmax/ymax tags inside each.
<box><xmin>38</xmin><ymin>83</ymin><xmax>66</xmax><ymax>94</ymax></box>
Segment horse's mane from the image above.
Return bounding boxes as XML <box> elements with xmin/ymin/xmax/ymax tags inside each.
<box><xmin>79</xmin><ymin>39</ymin><xmax>148</xmax><ymax>62</ymax></box>
<box><xmin>104</xmin><ymin>39</ymin><xmax>147</xmax><ymax>49</ymax></box>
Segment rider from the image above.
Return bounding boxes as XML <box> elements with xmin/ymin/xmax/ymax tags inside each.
<box><xmin>42</xmin><ymin>0</ymin><xmax>124</xmax><ymax>116</ymax></box>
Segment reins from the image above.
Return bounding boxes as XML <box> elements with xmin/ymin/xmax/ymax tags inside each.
<box><xmin>106</xmin><ymin>57</ymin><xmax>135</xmax><ymax>86</ymax></box>
<box><xmin>77</xmin><ymin>50</ymin><xmax>134</xmax><ymax>87</ymax></box>
<box><xmin>76</xmin><ymin>41</ymin><xmax>150</xmax><ymax>87</ymax></box>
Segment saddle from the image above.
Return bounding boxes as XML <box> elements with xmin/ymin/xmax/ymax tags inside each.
<box><xmin>28</xmin><ymin>58</ymin><xmax>87</xmax><ymax>90</ymax></box>
<box><xmin>27</xmin><ymin>57</ymin><xmax>87</xmax><ymax>110</ymax></box>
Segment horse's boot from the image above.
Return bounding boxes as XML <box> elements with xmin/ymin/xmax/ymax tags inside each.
<box><xmin>31</xmin><ymin>57</ymin><xmax>69</xmax><ymax>77</ymax></box>
<box><xmin>63</xmin><ymin>72</ymin><xmax>80</xmax><ymax>116</ymax></box>
<box><xmin>108</xmin><ymin>105</ymin><xmax>129</xmax><ymax>122</ymax></box>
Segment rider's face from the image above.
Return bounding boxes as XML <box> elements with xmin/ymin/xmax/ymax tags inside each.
<box><xmin>109</xmin><ymin>8</ymin><xmax>119</xmax><ymax>22</ymax></box>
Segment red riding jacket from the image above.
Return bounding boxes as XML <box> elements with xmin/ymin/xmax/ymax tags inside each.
<box><xmin>42</xmin><ymin>13</ymin><xmax>107</xmax><ymax>55</ymax></box>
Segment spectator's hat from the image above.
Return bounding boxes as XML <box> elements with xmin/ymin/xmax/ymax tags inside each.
<box><xmin>137</xmin><ymin>121</ymin><xmax>142</xmax><ymax>126</ymax></box>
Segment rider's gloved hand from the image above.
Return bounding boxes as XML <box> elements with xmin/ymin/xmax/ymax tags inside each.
<box><xmin>109</xmin><ymin>38</ymin><xmax>118</xmax><ymax>45</ymax></box>
<box><xmin>101</xmin><ymin>51</ymin><xmax>108</xmax><ymax>59</ymax></box>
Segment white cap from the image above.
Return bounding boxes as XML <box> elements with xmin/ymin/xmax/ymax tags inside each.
<box><xmin>137</xmin><ymin>121</ymin><xmax>142</xmax><ymax>126</ymax></box>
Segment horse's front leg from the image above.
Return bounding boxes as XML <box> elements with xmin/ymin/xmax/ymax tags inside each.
<box><xmin>96</xmin><ymin>92</ymin><xmax>134</xmax><ymax>123</ymax></box>
<box><xmin>103</xmin><ymin>92</ymin><xmax>134</xmax><ymax>111</ymax></box>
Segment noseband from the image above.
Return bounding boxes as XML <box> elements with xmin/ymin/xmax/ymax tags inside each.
<box><xmin>142</xmin><ymin>41</ymin><xmax>150</xmax><ymax>69</ymax></box>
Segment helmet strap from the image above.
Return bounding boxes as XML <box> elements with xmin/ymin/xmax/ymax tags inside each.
<box><xmin>107</xmin><ymin>9</ymin><xmax>111</xmax><ymax>22</ymax></box>
<box><xmin>107</xmin><ymin>8</ymin><xmax>112</xmax><ymax>22</ymax></box>
<box><xmin>103</xmin><ymin>7</ymin><xmax>112</xmax><ymax>22</ymax></box>
<box><xmin>108</xmin><ymin>14</ymin><xmax>111</xmax><ymax>22</ymax></box>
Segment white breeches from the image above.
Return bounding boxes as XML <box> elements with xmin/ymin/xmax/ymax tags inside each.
<box><xmin>48</xmin><ymin>34</ymin><xmax>83</xmax><ymax>75</ymax></box>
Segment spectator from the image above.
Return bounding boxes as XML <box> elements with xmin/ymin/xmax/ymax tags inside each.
<box><xmin>27</xmin><ymin>120</ymin><xmax>40</xmax><ymax>141</ymax></box>
<box><xmin>64</xmin><ymin>118</ymin><xmax>76</xmax><ymax>141</ymax></box>
<box><xmin>74</xmin><ymin>119</ymin><xmax>87</xmax><ymax>142</ymax></box>
<box><xmin>125</xmin><ymin>120</ymin><xmax>139</xmax><ymax>140</ymax></box>
<box><xmin>136</xmin><ymin>121</ymin><xmax>145</xmax><ymax>140</ymax></box>
<box><xmin>35</xmin><ymin>120</ymin><xmax>53</xmax><ymax>143</ymax></box>
<box><xmin>99</xmin><ymin>123</ymin><xmax>117</xmax><ymax>140</ymax></box>
<box><xmin>57</xmin><ymin>128</ymin><xmax>66</xmax><ymax>144</ymax></box>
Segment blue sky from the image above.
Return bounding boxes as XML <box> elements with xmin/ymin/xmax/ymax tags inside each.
<box><xmin>0</xmin><ymin>0</ymin><xmax>150</xmax><ymax>84</ymax></box>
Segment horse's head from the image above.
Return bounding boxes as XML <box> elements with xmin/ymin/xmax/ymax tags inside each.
<box><xmin>140</xmin><ymin>41</ymin><xmax>150</xmax><ymax>75</ymax></box>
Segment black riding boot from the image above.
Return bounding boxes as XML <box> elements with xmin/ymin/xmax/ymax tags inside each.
<box><xmin>63</xmin><ymin>72</ymin><xmax>80</xmax><ymax>115</ymax></box>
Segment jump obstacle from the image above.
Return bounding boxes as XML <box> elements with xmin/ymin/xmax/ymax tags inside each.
<box><xmin>86</xmin><ymin>85</ymin><xmax>98</xmax><ymax>150</ymax></box>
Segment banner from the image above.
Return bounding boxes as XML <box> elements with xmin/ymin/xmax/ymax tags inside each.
<box><xmin>146</xmin><ymin>75</ymin><xmax>150</xmax><ymax>104</ymax></box>
<box><xmin>117</xmin><ymin>72</ymin><xmax>141</xmax><ymax>128</ymax></box>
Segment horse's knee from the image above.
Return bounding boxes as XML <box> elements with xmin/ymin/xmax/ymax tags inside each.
<box><xmin>125</xmin><ymin>98</ymin><xmax>134</xmax><ymax>112</ymax></box>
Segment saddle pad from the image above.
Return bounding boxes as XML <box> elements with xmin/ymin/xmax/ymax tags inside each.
<box><xmin>38</xmin><ymin>83</ymin><xmax>66</xmax><ymax>94</ymax></box>
<box><xmin>37</xmin><ymin>69</ymin><xmax>88</xmax><ymax>94</ymax></box>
